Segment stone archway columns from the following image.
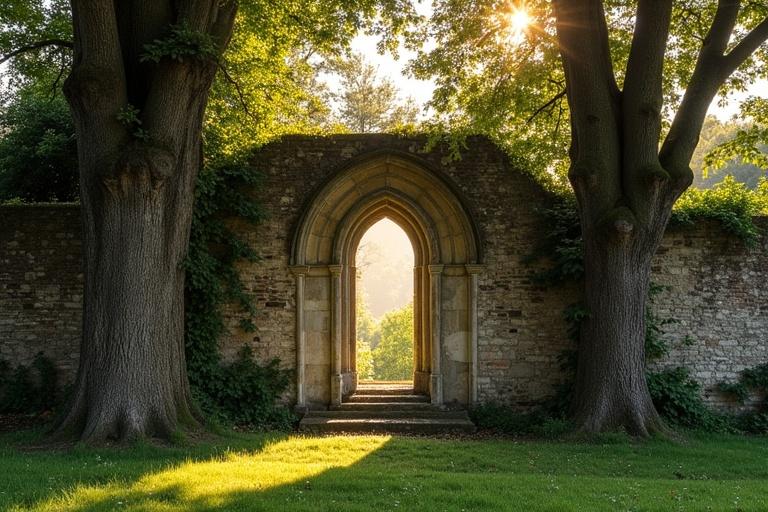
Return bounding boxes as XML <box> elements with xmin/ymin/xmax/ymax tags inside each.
<box><xmin>289</xmin><ymin>265</ymin><xmax>310</xmax><ymax>411</ymax></box>
<box><xmin>329</xmin><ymin>264</ymin><xmax>344</xmax><ymax>406</ymax></box>
<box><xmin>429</xmin><ymin>264</ymin><xmax>444</xmax><ymax>405</ymax></box>
<box><xmin>466</xmin><ymin>264</ymin><xmax>485</xmax><ymax>404</ymax></box>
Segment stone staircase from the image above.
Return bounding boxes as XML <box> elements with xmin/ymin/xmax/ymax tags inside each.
<box><xmin>298</xmin><ymin>383</ymin><xmax>476</xmax><ymax>434</ymax></box>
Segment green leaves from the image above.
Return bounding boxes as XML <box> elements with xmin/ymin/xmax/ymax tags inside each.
<box><xmin>0</xmin><ymin>353</ymin><xmax>59</xmax><ymax>414</ymax></box>
<box><xmin>672</xmin><ymin>175</ymin><xmax>768</xmax><ymax>245</ymax></box>
<box><xmin>141</xmin><ymin>21</ymin><xmax>219</xmax><ymax>64</ymax></box>
<box><xmin>184</xmin><ymin>152</ymin><xmax>278</xmax><ymax>428</ymax></box>
<box><xmin>646</xmin><ymin>368</ymin><xmax>730</xmax><ymax>432</ymax></box>
<box><xmin>414</xmin><ymin>1</ymin><xmax>767</xmax><ymax>191</ymax></box>
<box><xmin>0</xmin><ymin>0</ymin><xmax>71</xmax><ymax>94</ymax></box>
<box><xmin>703</xmin><ymin>98</ymin><xmax>768</xmax><ymax>176</ymax></box>
<box><xmin>116</xmin><ymin>104</ymin><xmax>150</xmax><ymax>141</ymax></box>
<box><xmin>373</xmin><ymin>303</ymin><xmax>415</xmax><ymax>380</ymax></box>
<box><xmin>201</xmin><ymin>347</ymin><xmax>295</xmax><ymax>430</ymax></box>
<box><xmin>524</xmin><ymin>199</ymin><xmax>584</xmax><ymax>285</ymax></box>
<box><xmin>0</xmin><ymin>90</ymin><xmax>77</xmax><ymax>202</ymax></box>
<box><xmin>356</xmin><ymin>303</ymin><xmax>414</xmax><ymax>381</ymax></box>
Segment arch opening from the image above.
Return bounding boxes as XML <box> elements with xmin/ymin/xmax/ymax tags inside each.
<box><xmin>354</xmin><ymin>218</ymin><xmax>415</xmax><ymax>387</ymax></box>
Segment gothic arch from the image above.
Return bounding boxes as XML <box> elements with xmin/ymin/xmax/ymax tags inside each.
<box><xmin>290</xmin><ymin>152</ymin><xmax>483</xmax><ymax>409</ymax></box>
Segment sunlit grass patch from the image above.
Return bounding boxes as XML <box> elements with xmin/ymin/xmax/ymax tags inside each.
<box><xmin>16</xmin><ymin>436</ymin><xmax>390</xmax><ymax>511</ymax></box>
<box><xmin>1</xmin><ymin>432</ymin><xmax>767</xmax><ymax>511</ymax></box>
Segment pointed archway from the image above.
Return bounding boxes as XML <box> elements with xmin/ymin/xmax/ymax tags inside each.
<box><xmin>290</xmin><ymin>152</ymin><xmax>482</xmax><ymax>409</ymax></box>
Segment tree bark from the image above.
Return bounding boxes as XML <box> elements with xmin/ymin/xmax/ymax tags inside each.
<box><xmin>571</xmin><ymin>236</ymin><xmax>666</xmax><ymax>436</ymax></box>
<box><xmin>53</xmin><ymin>0</ymin><xmax>237</xmax><ymax>442</ymax></box>
<box><xmin>55</xmin><ymin>138</ymin><xmax>202</xmax><ymax>441</ymax></box>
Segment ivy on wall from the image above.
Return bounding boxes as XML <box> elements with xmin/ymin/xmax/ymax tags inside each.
<box><xmin>184</xmin><ymin>155</ymin><xmax>294</xmax><ymax>430</ymax></box>
<box><xmin>718</xmin><ymin>364</ymin><xmax>768</xmax><ymax>433</ymax></box>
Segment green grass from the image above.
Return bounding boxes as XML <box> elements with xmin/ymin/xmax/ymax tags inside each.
<box><xmin>0</xmin><ymin>429</ymin><xmax>767</xmax><ymax>511</ymax></box>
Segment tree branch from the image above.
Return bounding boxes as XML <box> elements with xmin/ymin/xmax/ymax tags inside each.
<box><xmin>50</xmin><ymin>51</ymin><xmax>69</xmax><ymax>98</ymax></box>
<box><xmin>70</xmin><ymin>0</ymin><xmax>124</xmax><ymax>68</ymax></box>
<box><xmin>527</xmin><ymin>89</ymin><xmax>566</xmax><ymax>123</ymax></box>
<box><xmin>0</xmin><ymin>39</ymin><xmax>73</xmax><ymax>66</ymax></box>
<box><xmin>218</xmin><ymin>61</ymin><xmax>255</xmax><ymax>120</ymax></box>
<box><xmin>553</xmin><ymin>0</ymin><xmax>623</xmax><ymax>222</ymax></box>
<box><xmin>622</xmin><ymin>0</ymin><xmax>672</xmax><ymax>167</ymax></box>
<box><xmin>621</xmin><ymin>0</ymin><xmax>673</xmax><ymax>221</ymax></box>
<box><xmin>722</xmin><ymin>15</ymin><xmax>768</xmax><ymax>74</ymax></box>
<box><xmin>704</xmin><ymin>0</ymin><xmax>741</xmax><ymax>57</ymax></box>
<box><xmin>659</xmin><ymin>0</ymin><xmax>751</xmax><ymax>189</ymax></box>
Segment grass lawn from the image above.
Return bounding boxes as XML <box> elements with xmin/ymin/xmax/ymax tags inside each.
<box><xmin>0</xmin><ymin>429</ymin><xmax>766</xmax><ymax>511</ymax></box>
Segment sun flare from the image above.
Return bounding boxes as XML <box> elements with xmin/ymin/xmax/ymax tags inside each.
<box><xmin>502</xmin><ymin>5</ymin><xmax>531</xmax><ymax>45</ymax></box>
<box><xmin>510</xmin><ymin>7</ymin><xmax>531</xmax><ymax>33</ymax></box>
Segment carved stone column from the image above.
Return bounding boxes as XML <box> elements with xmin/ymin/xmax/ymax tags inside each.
<box><xmin>289</xmin><ymin>265</ymin><xmax>310</xmax><ymax>411</ymax></box>
<box><xmin>466</xmin><ymin>264</ymin><xmax>484</xmax><ymax>405</ymax></box>
<box><xmin>329</xmin><ymin>264</ymin><xmax>343</xmax><ymax>406</ymax></box>
<box><xmin>348</xmin><ymin>264</ymin><xmax>357</xmax><ymax>394</ymax></box>
<box><xmin>428</xmin><ymin>264</ymin><xmax>444</xmax><ymax>405</ymax></box>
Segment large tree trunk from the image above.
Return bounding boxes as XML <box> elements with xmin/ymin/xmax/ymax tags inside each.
<box><xmin>553</xmin><ymin>0</ymin><xmax>676</xmax><ymax>435</ymax></box>
<box><xmin>553</xmin><ymin>0</ymin><xmax>768</xmax><ymax>435</ymax></box>
<box><xmin>571</xmin><ymin>236</ymin><xmax>665</xmax><ymax>436</ymax></box>
<box><xmin>53</xmin><ymin>0</ymin><xmax>236</xmax><ymax>442</ymax></box>
<box><xmin>56</xmin><ymin>138</ymin><xmax>201</xmax><ymax>441</ymax></box>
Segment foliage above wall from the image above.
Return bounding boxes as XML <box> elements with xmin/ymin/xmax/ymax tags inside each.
<box><xmin>0</xmin><ymin>92</ymin><xmax>77</xmax><ymax>203</ymax></box>
<box><xmin>528</xmin><ymin>175</ymin><xmax>768</xmax><ymax>288</ymax></box>
<box><xmin>672</xmin><ymin>176</ymin><xmax>768</xmax><ymax>246</ymax></box>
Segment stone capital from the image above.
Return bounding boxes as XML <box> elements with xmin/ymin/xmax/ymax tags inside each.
<box><xmin>328</xmin><ymin>264</ymin><xmax>343</xmax><ymax>276</ymax></box>
<box><xmin>428</xmin><ymin>264</ymin><xmax>445</xmax><ymax>275</ymax></box>
<box><xmin>289</xmin><ymin>265</ymin><xmax>310</xmax><ymax>277</ymax></box>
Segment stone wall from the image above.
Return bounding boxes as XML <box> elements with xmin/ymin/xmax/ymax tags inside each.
<box><xmin>651</xmin><ymin>219</ymin><xmax>768</xmax><ymax>408</ymax></box>
<box><xmin>0</xmin><ymin>205</ymin><xmax>82</xmax><ymax>377</ymax></box>
<box><xmin>1</xmin><ymin>134</ymin><xmax>766</xmax><ymax>410</ymax></box>
<box><xmin>236</xmin><ymin>135</ymin><xmax>575</xmax><ymax>407</ymax></box>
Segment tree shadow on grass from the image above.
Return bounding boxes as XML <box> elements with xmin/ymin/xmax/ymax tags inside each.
<box><xmin>0</xmin><ymin>429</ymin><xmax>288</xmax><ymax>511</ymax></box>
<box><xmin>19</xmin><ymin>435</ymin><xmax>394</xmax><ymax>512</ymax></box>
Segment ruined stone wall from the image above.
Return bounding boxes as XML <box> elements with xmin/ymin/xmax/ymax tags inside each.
<box><xmin>650</xmin><ymin>219</ymin><xmax>768</xmax><ymax>408</ymax></box>
<box><xmin>1</xmin><ymin>135</ymin><xmax>766</xmax><ymax>410</ymax></box>
<box><xmin>233</xmin><ymin>135</ymin><xmax>576</xmax><ymax>407</ymax></box>
<box><xmin>0</xmin><ymin>205</ymin><xmax>82</xmax><ymax>377</ymax></box>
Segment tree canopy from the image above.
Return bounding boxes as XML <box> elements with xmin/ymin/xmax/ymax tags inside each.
<box><xmin>1</xmin><ymin>0</ymin><xmax>425</xmax><ymax>158</ymax></box>
<box><xmin>412</xmin><ymin>1</ymin><xmax>768</xmax><ymax>190</ymax></box>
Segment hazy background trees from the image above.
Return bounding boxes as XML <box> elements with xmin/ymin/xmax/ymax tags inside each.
<box><xmin>331</xmin><ymin>52</ymin><xmax>420</xmax><ymax>132</ymax></box>
<box><xmin>356</xmin><ymin>300</ymin><xmax>414</xmax><ymax>382</ymax></box>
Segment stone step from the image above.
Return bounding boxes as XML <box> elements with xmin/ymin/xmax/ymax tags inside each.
<box><xmin>354</xmin><ymin>386</ymin><xmax>417</xmax><ymax>396</ymax></box>
<box><xmin>331</xmin><ymin>402</ymin><xmax>436</xmax><ymax>412</ymax></box>
<box><xmin>308</xmin><ymin>409</ymin><xmax>469</xmax><ymax>419</ymax></box>
<box><xmin>299</xmin><ymin>414</ymin><xmax>476</xmax><ymax>435</ymax></box>
<box><xmin>345</xmin><ymin>394</ymin><xmax>430</xmax><ymax>403</ymax></box>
